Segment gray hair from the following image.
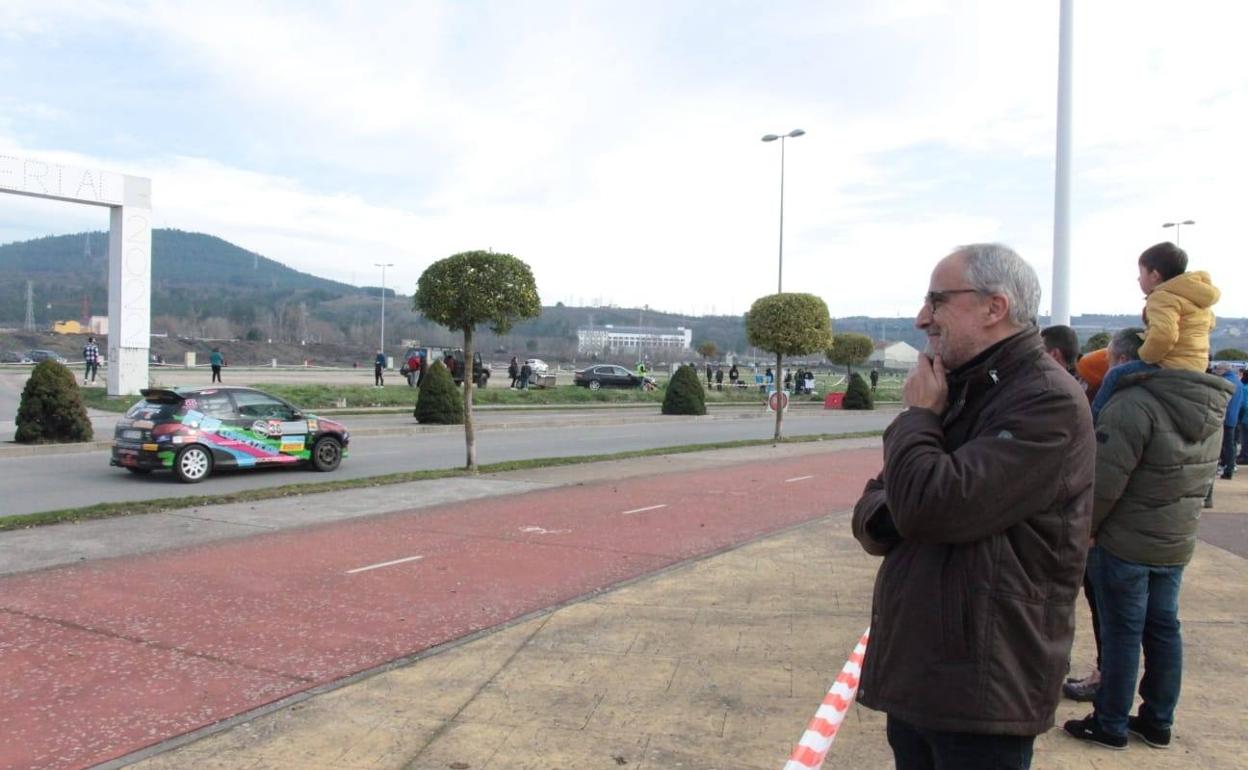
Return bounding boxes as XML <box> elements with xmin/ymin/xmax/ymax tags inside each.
<box><xmin>1109</xmin><ymin>327</ymin><xmax>1145</xmax><ymax>362</ymax></box>
<box><xmin>955</xmin><ymin>243</ymin><xmax>1042</xmax><ymax>327</ymax></box>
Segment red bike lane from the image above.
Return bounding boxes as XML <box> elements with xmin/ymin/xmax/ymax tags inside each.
<box><xmin>0</xmin><ymin>447</ymin><xmax>881</xmax><ymax>770</ymax></box>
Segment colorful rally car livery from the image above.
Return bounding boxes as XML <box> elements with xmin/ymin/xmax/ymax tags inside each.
<box><xmin>111</xmin><ymin>387</ymin><xmax>349</xmax><ymax>483</ymax></box>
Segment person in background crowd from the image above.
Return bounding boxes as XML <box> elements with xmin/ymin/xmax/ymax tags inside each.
<box><xmin>1077</xmin><ymin>347</ymin><xmax>1110</xmax><ymax>403</ymax></box>
<box><xmin>714</xmin><ymin>366</ymin><xmax>724</xmax><ymax>391</ymax></box>
<box><xmin>508</xmin><ymin>356</ymin><xmax>519</xmax><ymax>388</ymax></box>
<box><xmin>1213</xmin><ymin>362</ymin><xmax>1243</xmax><ymax>480</ymax></box>
<box><xmin>1238</xmin><ymin>369</ymin><xmax>1248</xmax><ymax>464</ymax></box>
<box><xmin>869</xmin><ymin>367</ymin><xmax>879</xmax><ymax>392</ymax></box>
<box><xmin>1063</xmin><ymin>328</ymin><xmax>1232</xmax><ymax>751</ymax></box>
<box><xmin>373</xmin><ymin>350</ymin><xmax>386</xmax><ymax>387</ymax></box>
<box><xmin>210</xmin><ymin>347</ymin><xmax>224</xmax><ymax>383</ymax></box>
<box><xmin>518</xmin><ymin>359</ymin><xmax>531</xmax><ymax>390</ymax></box>
<box><xmin>853</xmin><ymin>244</ymin><xmax>1094</xmax><ymax>769</ymax></box>
<box><xmin>82</xmin><ymin>336</ymin><xmax>100</xmax><ymax>384</ymax></box>
<box><xmin>1041</xmin><ymin>324</ymin><xmax>1080</xmax><ymax>376</ymax></box>
<box><xmin>728</xmin><ymin>363</ymin><xmax>739</xmax><ymax>388</ymax></box>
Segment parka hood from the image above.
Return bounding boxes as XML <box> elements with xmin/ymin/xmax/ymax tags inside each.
<box><xmin>1155</xmin><ymin>271</ymin><xmax>1220</xmax><ymax>309</ymax></box>
<box><xmin>1124</xmin><ymin>368</ymin><xmax>1234</xmax><ymax>443</ymax></box>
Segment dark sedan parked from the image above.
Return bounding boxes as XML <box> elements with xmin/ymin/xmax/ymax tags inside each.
<box><xmin>111</xmin><ymin>386</ymin><xmax>350</xmax><ymax>483</ymax></box>
<box><xmin>573</xmin><ymin>364</ymin><xmax>655</xmax><ymax>390</ymax></box>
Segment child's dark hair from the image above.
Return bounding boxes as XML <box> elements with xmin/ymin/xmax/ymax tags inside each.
<box><xmin>1138</xmin><ymin>242</ymin><xmax>1188</xmax><ymax>281</ymax></box>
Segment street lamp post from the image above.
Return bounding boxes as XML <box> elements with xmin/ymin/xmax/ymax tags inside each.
<box><xmin>761</xmin><ymin>129</ymin><xmax>806</xmax><ymax>293</ymax></box>
<box><xmin>375</xmin><ymin>262</ymin><xmax>394</xmax><ymax>355</ymax></box>
<box><xmin>1162</xmin><ymin>219</ymin><xmax>1196</xmax><ymax>247</ymax></box>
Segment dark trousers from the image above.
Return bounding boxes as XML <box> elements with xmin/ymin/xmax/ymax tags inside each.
<box><xmin>1220</xmin><ymin>426</ymin><xmax>1236</xmax><ymax>476</ymax></box>
<box><xmin>211</xmin><ymin>364</ymin><xmax>222</xmax><ymax>383</ymax></box>
<box><xmin>886</xmin><ymin>716</ymin><xmax>1034</xmax><ymax>770</ymax></box>
<box><xmin>374</xmin><ymin>365</ymin><xmax>384</xmax><ymax>386</ymax></box>
<box><xmin>84</xmin><ymin>362</ymin><xmax>98</xmax><ymax>382</ymax></box>
<box><xmin>1083</xmin><ymin>570</ymin><xmax>1102</xmax><ymax>670</ymax></box>
<box><xmin>1238</xmin><ymin>424</ymin><xmax>1248</xmax><ymax>462</ymax></box>
<box><xmin>1088</xmin><ymin>546</ymin><xmax>1184</xmax><ymax>736</ymax></box>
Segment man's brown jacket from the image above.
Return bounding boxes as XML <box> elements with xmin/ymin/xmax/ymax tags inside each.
<box><xmin>852</xmin><ymin>328</ymin><xmax>1095</xmax><ymax>735</ymax></box>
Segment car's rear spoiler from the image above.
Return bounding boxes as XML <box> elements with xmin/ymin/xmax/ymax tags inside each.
<box><xmin>139</xmin><ymin>388</ymin><xmax>185</xmax><ymax>403</ymax></box>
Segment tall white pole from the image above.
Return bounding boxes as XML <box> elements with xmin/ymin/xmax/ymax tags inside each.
<box><xmin>778</xmin><ymin>136</ymin><xmax>786</xmax><ymax>293</ymax></box>
<box><xmin>1051</xmin><ymin>0</ymin><xmax>1074</xmax><ymax>326</ymax></box>
<box><xmin>375</xmin><ymin>262</ymin><xmax>393</xmax><ymax>354</ymax></box>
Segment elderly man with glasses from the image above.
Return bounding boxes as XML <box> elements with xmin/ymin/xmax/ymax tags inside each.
<box><xmin>852</xmin><ymin>244</ymin><xmax>1096</xmax><ymax>769</ymax></box>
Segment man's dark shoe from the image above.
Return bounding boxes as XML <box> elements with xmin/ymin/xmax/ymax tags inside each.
<box><xmin>1063</xmin><ymin>714</ymin><xmax>1127</xmax><ymax>750</ymax></box>
<box><xmin>1128</xmin><ymin>716</ymin><xmax>1171</xmax><ymax>748</ymax></box>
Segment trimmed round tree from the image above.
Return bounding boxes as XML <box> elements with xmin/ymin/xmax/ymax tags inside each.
<box><xmin>745</xmin><ymin>293</ymin><xmax>833</xmax><ymax>440</ymax></box>
<box><xmin>662</xmin><ymin>364</ymin><xmax>707</xmax><ymax>415</ymax></box>
<box><xmin>827</xmin><ymin>332</ymin><xmax>874</xmax><ymax>376</ymax></box>
<box><xmin>1213</xmin><ymin>348</ymin><xmax>1248</xmax><ymax>361</ymax></box>
<box><xmin>842</xmin><ymin>371</ymin><xmax>874</xmax><ymax>410</ymax></box>
<box><xmin>15</xmin><ymin>360</ymin><xmax>94</xmax><ymax>443</ymax></box>
<box><xmin>414</xmin><ymin>360</ymin><xmax>464</xmax><ymax>424</ymax></box>
<box><xmin>415</xmin><ymin>250</ymin><xmax>541</xmax><ymax>469</ymax></box>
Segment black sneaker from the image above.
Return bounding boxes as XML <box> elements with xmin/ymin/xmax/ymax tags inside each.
<box><xmin>1128</xmin><ymin>716</ymin><xmax>1171</xmax><ymax>748</ymax></box>
<box><xmin>1063</xmin><ymin>714</ymin><xmax>1127</xmax><ymax>750</ymax></box>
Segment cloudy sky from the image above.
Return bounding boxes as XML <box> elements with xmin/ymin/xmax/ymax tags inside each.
<box><xmin>1</xmin><ymin>0</ymin><xmax>1244</xmax><ymax>319</ymax></box>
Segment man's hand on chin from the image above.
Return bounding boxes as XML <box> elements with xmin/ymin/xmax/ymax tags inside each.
<box><xmin>903</xmin><ymin>353</ymin><xmax>948</xmax><ymax>416</ymax></box>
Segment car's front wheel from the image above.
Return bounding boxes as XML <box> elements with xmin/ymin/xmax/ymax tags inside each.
<box><xmin>311</xmin><ymin>436</ymin><xmax>342</xmax><ymax>472</ymax></box>
<box><xmin>174</xmin><ymin>445</ymin><xmax>213</xmax><ymax>483</ymax></box>
<box><xmin>589</xmin><ymin>379</ymin><xmax>601</xmax><ymax>390</ymax></box>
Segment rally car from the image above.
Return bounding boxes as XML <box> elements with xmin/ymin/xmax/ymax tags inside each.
<box><xmin>111</xmin><ymin>386</ymin><xmax>350</xmax><ymax>483</ymax></box>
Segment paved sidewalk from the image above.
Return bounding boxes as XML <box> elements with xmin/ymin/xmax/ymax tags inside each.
<box><xmin>121</xmin><ymin>471</ymin><xmax>1248</xmax><ymax>769</ymax></box>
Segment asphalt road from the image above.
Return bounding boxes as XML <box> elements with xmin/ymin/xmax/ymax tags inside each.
<box><xmin>0</xmin><ymin>410</ymin><xmax>894</xmax><ymax>518</ymax></box>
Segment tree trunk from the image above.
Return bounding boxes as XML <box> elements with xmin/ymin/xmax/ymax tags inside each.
<box><xmin>773</xmin><ymin>351</ymin><xmax>784</xmax><ymax>441</ymax></box>
<box><xmin>463</xmin><ymin>326</ymin><xmax>477</xmax><ymax>470</ymax></box>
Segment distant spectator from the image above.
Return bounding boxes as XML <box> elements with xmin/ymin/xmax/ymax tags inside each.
<box><xmin>508</xmin><ymin>356</ymin><xmax>519</xmax><ymax>388</ymax></box>
<box><xmin>374</xmin><ymin>350</ymin><xmax>386</xmax><ymax>387</ymax></box>
<box><xmin>728</xmin><ymin>363</ymin><xmax>739</xmax><ymax>387</ymax></box>
<box><xmin>1213</xmin><ymin>362</ymin><xmax>1243</xmax><ymax>480</ymax></box>
<box><xmin>764</xmin><ymin>367</ymin><xmax>774</xmax><ymax>392</ymax></box>
<box><xmin>1239</xmin><ymin>369</ymin><xmax>1248</xmax><ymax>464</ymax></box>
<box><xmin>210</xmin><ymin>347</ymin><xmax>224</xmax><ymax>383</ymax></box>
<box><xmin>82</xmin><ymin>337</ymin><xmax>100</xmax><ymax>384</ymax></box>
<box><xmin>705</xmin><ymin>362</ymin><xmax>713</xmax><ymax>387</ymax></box>
<box><xmin>1077</xmin><ymin>346</ymin><xmax>1110</xmax><ymax>403</ymax></box>
<box><xmin>714</xmin><ymin>366</ymin><xmax>723</xmax><ymax>391</ymax></box>
<box><xmin>519</xmin><ymin>360</ymin><xmax>532</xmax><ymax>390</ymax></box>
<box><xmin>1041</xmin><ymin>324</ymin><xmax>1080</xmax><ymax>376</ymax></box>
<box><xmin>869</xmin><ymin>368</ymin><xmax>879</xmax><ymax>393</ymax></box>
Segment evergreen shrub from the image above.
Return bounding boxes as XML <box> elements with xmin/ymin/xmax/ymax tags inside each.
<box><xmin>662</xmin><ymin>364</ymin><xmax>707</xmax><ymax>415</ymax></box>
<box><xmin>15</xmin><ymin>360</ymin><xmax>94</xmax><ymax>443</ymax></box>
<box><xmin>414</xmin><ymin>361</ymin><xmax>464</xmax><ymax>424</ymax></box>
<box><xmin>1213</xmin><ymin>348</ymin><xmax>1248</xmax><ymax>361</ymax></box>
<box><xmin>842</xmin><ymin>371</ymin><xmax>874</xmax><ymax>410</ymax></box>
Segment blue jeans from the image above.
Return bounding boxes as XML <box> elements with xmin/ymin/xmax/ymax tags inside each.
<box><xmin>886</xmin><ymin>715</ymin><xmax>1034</xmax><ymax>769</ymax></box>
<box><xmin>1088</xmin><ymin>546</ymin><xmax>1185</xmax><ymax>736</ymax></box>
<box><xmin>1090</xmin><ymin>360</ymin><xmax>1157</xmax><ymax>423</ymax></box>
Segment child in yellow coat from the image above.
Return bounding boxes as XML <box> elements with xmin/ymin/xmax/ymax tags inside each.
<box><xmin>1091</xmin><ymin>242</ymin><xmax>1220</xmax><ymax>420</ymax></box>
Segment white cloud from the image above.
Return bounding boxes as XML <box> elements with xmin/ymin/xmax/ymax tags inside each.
<box><xmin>1</xmin><ymin>0</ymin><xmax>1245</xmax><ymax>324</ymax></box>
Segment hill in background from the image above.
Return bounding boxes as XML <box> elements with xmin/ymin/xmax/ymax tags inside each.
<box><xmin>3</xmin><ymin>229</ymin><xmax>1246</xmax><ymax>363</ymax></box>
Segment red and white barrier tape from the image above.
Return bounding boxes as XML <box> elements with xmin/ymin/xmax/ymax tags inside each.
<box><xmin>781</xmin><ymin>627</ymin><xmax>870</xmax><ymax>770</ymax></box>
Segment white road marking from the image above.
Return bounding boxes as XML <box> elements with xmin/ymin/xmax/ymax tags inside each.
<box><xmin>785</xmin><ymin>475</ymin><xmax>815</xmax><ymax>483</ymax></box>
<box><xmin>346</xmin><ymin>555</ymin><xmax>424</xmax><ymax>574</ymax></box>
<box><xmin>519</xmin><ymin>526</ymin><xmax>571</xmax><ymax>535</ymax></box>
<box><xmin>622</xmin><ymin>504</ymin><xmax>668</xmax><ymax>515</ymax></box>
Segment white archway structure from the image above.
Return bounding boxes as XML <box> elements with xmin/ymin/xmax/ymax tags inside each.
<box><xmin>1</xmin><ymin>154</ymin><xmax>151</xmax><ymax>395</ymax></box>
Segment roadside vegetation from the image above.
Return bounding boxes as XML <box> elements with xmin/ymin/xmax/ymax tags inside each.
<box><xmin>76</xmin><ymin>376</ymin><xmax>905</xmax><ymax>413</ymax></box>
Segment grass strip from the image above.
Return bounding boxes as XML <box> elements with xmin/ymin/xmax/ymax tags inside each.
<box><xmin>0</xmin><ymin>431</ymin><xmax>882</xmax><ymax>532</ymax></box>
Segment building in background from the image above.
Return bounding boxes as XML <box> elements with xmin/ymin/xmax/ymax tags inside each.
<box><xmin>577</xmin><ymin>324</ymin><xmax>693</xmax><ymax>355</ymax></box>
<box><xmin>867</xmin><ymin>340</ymin><xmax>921</xmax><ymax>370</ymax></box>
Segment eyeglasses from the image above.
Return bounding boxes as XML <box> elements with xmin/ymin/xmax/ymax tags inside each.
<box><xmin>923</xmin><ymin>288</ymin><xmax>982</xmax><ymax>308</ymax></box>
